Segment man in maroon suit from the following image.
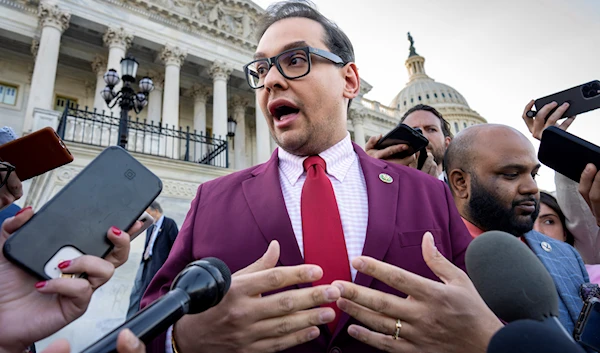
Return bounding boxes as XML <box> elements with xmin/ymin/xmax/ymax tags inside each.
<box><xmin>141</xmin><ymin>2</ymin><xmax>502</xmax><ymax>353</ymax></box>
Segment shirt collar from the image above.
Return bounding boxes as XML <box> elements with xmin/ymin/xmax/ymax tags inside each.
<box><xmin>278</xmin><ymin>133</ymin><xmax>356</xmax><ymax>186</ymax></box>
<box><xmin>461</xmin><ymin>217</ymin><xmax>485</xmax><ymax>238</ymax></box>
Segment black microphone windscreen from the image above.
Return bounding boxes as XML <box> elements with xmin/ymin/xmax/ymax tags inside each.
<box><xmin>466</xmin><ymin>231</ymin><xmax>558</xmax><ymax>322</ymax></box>
<box><xmin>487</xmin><ymin>319</ymin><xmax>586</xmax><ymax>353</ymax></box>
<box><xmin>204</xmin><ymin>257</ymin><xmax>232</xmax><ymax>292</ymax></box>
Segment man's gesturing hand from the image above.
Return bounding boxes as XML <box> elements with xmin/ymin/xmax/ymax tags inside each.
<box><xmin>173</xmin><ymin>241</ymin><xmax>341</xmax><ymax>353</ymax></box>
<box><xmin>334</xmin><ymin>232</ymin><xmax>503</xmax><ymax>353</ymax></box>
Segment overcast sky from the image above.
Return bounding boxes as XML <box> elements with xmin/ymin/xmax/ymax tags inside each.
<box><xmin>252</xmin><ymin>0</ymin><xmax>600</xmax><ymax>191</ymax></box>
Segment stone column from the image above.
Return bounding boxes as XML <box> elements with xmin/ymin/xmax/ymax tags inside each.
<box><xmin>103</xmin><ymin>26</ymin><xmax>133</xmax><ymax>116</ymax></box>
<box><xmin>209</xmin><ymin>61</ymin><xmax>232</xmax><ymax>140</ymax></box>
<box><xmin>146</xmin><ymin>71</ymin><xmax>164</xmax><ymax>125</ymax></box>
<box><xmin>91</xmin><ymin>55</ymin><xmax>108</xmax><ymax>114</ymax></box>
<box><xmin>160</xmin><ymin>45</ymin><xmax>187</xmax><ymax>129</ymax></box>
<box><xmin>23</xmin><ymin>2</ymin><xmax>70</xmax><ymax>133</ymax></box>
<box><xmin>190</xmin><ymin>84</ymin><xmax>211</xmax><ymax>161</ymax></box>
<box><xmin>349</xmin><ymin>109</ymin><xmax>366</xmax><ymax>148</ymax></box>
<box><xmin>255</xmin><ymin>96</ymin><xmax>271</xmax><ymax>163</ymax></box>
<box><xmin>160</xmin><ymin>45</ymin><xmax>186</xmax><ymax>159</ymax></box>
<box><xmin>230</xmin><ymin>96</ymin><xmax>249</xmax><ymax>169</ymax></box>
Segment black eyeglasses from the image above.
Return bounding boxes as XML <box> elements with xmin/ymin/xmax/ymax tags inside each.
<box><xmin>243</xmin><ymin>46</ymin><xmax>345</xmax><ymax>89</ymax></box>
<box><xmin>0</xmin><ymin>161</ymin><xmax>15</xmax><ymax>189</ymax></box>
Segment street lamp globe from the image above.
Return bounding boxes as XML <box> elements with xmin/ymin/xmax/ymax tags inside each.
<box><xmin>103</xmin><ymin>69</ymin><xmax>120</xmax><ymax>87</ymax></box>
<box><xmin>227</xmin><ymin>117</ymin><xmax>237</xmax><ymax>137</ymax></box>
<box><xmin>120</xmin><ymin>56</ymin><xmax>139</xmax><ymax>82</ymax></box>
<box><xmin>138</xmin><ymin>77</ymin><xmax>155</xmax><ymax>94</ymax></box>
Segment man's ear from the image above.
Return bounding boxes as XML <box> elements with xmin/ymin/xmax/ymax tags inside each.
<box><xmin>342</xmin><ymin>62</ymin><xmax>360</xmax><ymax>100</ymax></box>
<box><xmin>444</xmin><ymin>136</ymin><xmax>452</xmax><ymax>149</ymax></box>
<box><xmin>448</xmin><ymin>169</ymin><xmax>470</xmax><ymax>200</ymax></box>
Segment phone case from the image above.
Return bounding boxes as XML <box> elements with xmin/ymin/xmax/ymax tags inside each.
<box><xmin>535</xmin><ymin>80</ymin><xmax>600</xmax><ymax>120</ymax></box>
<box><xmin>574</xmin><ymin>298</ymin><xmax>600</xmax><ymax>351</ymax></box>
<box><xmin>374</xmin><ymin>124</ymin><xmax>429</xmax><ymax>159</ymax></box>
<box><xmin>0</xmin><ymin>127</ymin><xmax>74</xmax><ymax>181</ymax></box>
<box><xmin>538</xmin><ymin>126</ymin><xmax>600</xmax><ymax>183</ymax></box>
<box><xmin>2</xmin><ymin>146</ymin><xmax>163</xmax><ymax>280</ymax></box>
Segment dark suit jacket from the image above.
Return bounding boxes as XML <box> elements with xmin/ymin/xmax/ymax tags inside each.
<box><xmin>141</xmin><ymin>144</ymin><xmax>472</xmax><ymax>353</ymax></box>
<box><xmin>127</xmin><ymin>216</ymin><xmax>178</xmax><ymax>318</ymax></box>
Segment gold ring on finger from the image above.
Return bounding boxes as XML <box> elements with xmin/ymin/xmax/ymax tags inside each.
<box><xmin>392</xmin><ymin>319</ymin><xmax>402</xmax><ymax>340</ymax></box>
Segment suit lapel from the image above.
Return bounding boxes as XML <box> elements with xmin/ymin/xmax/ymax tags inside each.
<box><xmin>333</xmin><ymin>144</ymin><xmax>399</xmax><ymax>339</ymax></box>
<box><xmin>242</xmin><ymin>149</ymin><xmax>304</xmax><ymax>271</ymax></box>
<box><xmin>523</xmin><ymin>231</ymin><xmax>582</xmax><ymax>327</ymax></box>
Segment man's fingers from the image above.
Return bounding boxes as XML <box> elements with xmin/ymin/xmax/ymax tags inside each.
<box><xmin>558</xmin><ymin>115</ymin><xmax>576</xmax><ymax>131</ymax></box>
<box><xmin>234</xmin><ymin>240</ymin><xmax>281</xmax><ymax>277</ymax></box>
<box><xmin>368</xmin><ymin>144</ymin><xmax>409</xmax><ymax>160</ymax></box>
<box><xmin>349</xmin><ymin>256</ymin><xmax>435</xmax><ymax>300</ymax></box>
<box><xmin>256</xmin><ymin>284</ymin><xmax>340</xmax><ymax>319</ymax></box>
<box><xmin>252</xmin><ymin>307</ymin><xmax>335</xmax><ymax>339</ymax></box>
<box><xmin>235</xmin><ymin>265</ymin><xmax>323</xmax><ymax>296</ymax></box>
<box><xmin>41</xmin><ymin>339</ymin><xmax>71</xmax><ymax>353</ymax></box>
<box><xmin>347</xmin><ymin>324</ymin><xmax>417</xmax><ymax>353</ymax></box>
<box><xmin>365</xmin><ymin>135</ymin><xmax>381</xmax><ymax>151</ymax></box>
<box><xmin>421</xmin><ymin>232</ymin><xmax>467</xmax><ymax>285</ymax></box>
<box><xmin>333</xmin><ymin>281</ymin><xmax>419</xmax><ymax>321</ymax></box>
<box><xmin>248</xmin><ymin>327</ymin><xmax>320</xmax><ymax>353</ymax></box>
<box><xmin>116</xmin><ymin>329</ymin><xmax>145</xmax><ymax>353</ymax></box>
<box><xmin>579</xmin><ymin>164</ymin><xmax>598</xmax><ymax>207</ymax></box>
<box><xmin>535</xmin><ymin>101</ymin><xmax>558</xmax><ymax>122</ymax></box>
<box><xmin>522</xmin><ymin>99</ymin><xmax>535</xmax><ymax>120</ymax></box>
<box><xmin>546</xmin><ymin>102</ymin><xmax>570</xmax><ymax>127</ymax></box>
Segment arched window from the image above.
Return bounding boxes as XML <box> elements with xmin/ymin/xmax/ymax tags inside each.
<box><xmin>454</xmin><ymin>122</ymin><xmax>459</xmax><ymax>132</ymax></box>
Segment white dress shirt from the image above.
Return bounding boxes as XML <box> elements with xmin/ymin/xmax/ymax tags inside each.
<box><xmin>144</xmin><ymin>214</ymin><xmax>164</xmax><ymax>260</ymax></box>
<box><xmin>278</xmin><ymin>133</ymin><xmax>369</xmax><ymax>280</ymax></box>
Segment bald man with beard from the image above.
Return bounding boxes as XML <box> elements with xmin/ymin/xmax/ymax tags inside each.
<box><xmin>444</xmin><ymin>124</ymin><xmax>589</xmax><ymax>340</ymax></box>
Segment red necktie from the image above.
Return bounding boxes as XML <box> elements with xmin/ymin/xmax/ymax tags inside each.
<box><xmin>301</xmin><ymin>156</ymin><xmax>351</xmax><ymax>332</ymax></box>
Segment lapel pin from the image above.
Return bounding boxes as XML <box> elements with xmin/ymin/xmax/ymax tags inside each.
<box><xmin>379</xmin><ymin>173</ymin><xmax>393</xmax><ymax>184</ymax></box>
<box><xmin>541</xmin><ymin>241</ymin><xmax>552</xmax><ymax>253</ymax></box>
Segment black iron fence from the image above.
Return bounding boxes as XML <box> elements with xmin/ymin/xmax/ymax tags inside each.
<box><xmin>57</xmin><ymin>105</ymin><xmax>229</xmax><ymax>168</ymax></box>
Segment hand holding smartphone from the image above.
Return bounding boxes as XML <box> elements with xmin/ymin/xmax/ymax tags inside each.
<box><xmin>2</xmin><ymin>146</ymin><xmax>162</xmax><ymax>280</ymax></box>
<box><xmin>538</xmin><ymin>126</ymin><xmax>600</xmax><ymax>183</ymax></box>
<box><xmin>0</xmin><ymin>127</ymin><xmax>73</xmax><ymax>181</ymax></box>
<box><xmin>373</xmin><ymin>124</ymin><xmax>429</xmax><ymax>160</ymax></box>
<box><xmin>527</xmin><ymin>80</ymin><xmax>600</xmax><ymax>120</ymax></box>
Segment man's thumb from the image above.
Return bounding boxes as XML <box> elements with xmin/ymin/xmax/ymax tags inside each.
<box><xmin>233</xmin><ymin>240</ymin><xmax>280</xmax><ymax>277</ymax></box>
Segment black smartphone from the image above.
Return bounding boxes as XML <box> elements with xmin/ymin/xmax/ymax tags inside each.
<box><xmin>538</xmin><ymin>126</ymin><xmax>600</xmax><ymax>183</ymax></box>
<box><xmin>374</xmin><ymin>124</ymin><xmax>429</xmax><ymax>160</ymax></box>
<box><xmin>529</xmin><ymin>80</ymin><xmax>600</xmax><ymax>120</ymax></box>
<box><xmin>574</xmin><ymin>297</ymin><xmax>600</xmax><ymax>351</ymax></box>
<box><xmin>2</xmin><ymin>146</ymin><xmax>163</xmax><ymax>280</ymax></box>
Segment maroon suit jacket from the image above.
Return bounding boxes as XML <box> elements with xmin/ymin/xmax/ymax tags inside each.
<box><xmin>141</xmin><ymin>143</ymin><xmax>472</xmax><ymax>353</ymax></box>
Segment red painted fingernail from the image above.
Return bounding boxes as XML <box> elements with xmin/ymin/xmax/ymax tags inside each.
<box><xmin>35</xmin><ymin>281</ymin><xmax>46</xmax><ymax>289</ymax></box>
<box><xmin>111</xmin><ymin>226</ymin><xmax>122</xmax><ymax>236</ymax></box>
<box><xmin>58</xmin><ymin>260</ymin><xmax>71</xmax><ymax>269</ymax></box>
<box><xmin>15</xmin><ymin>206</ymin><xmax>32</xmax><ymax>216</ymax></box>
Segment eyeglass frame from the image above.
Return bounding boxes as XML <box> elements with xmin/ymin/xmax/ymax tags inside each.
<box><xmin>243</xmin><ymin>46</ymin><xmax>346</xmax><ymax>89</ymax></box>
<box><xmin>0</xmin><ymin>161</ymin><xmax>15</xmax><ymax>189</ymax></box>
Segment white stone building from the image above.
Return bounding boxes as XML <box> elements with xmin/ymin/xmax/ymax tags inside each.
<box><xmin>0</xmin><ymin>0</ymin><xmax>486</xmax><ymax>350</ymax></box>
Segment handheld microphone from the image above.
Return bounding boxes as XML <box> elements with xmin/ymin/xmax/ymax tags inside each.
<box><xmin>465</xmin><ymin>231</ymin><xmax>573</xmax><ymax>340</ymax></box>
<box><xmin>487</xmin><ymin>319</ymin><xmax>586</xmax><ymax>353</ymax></box>
<box><xmin>81</xmin><ymin>257</ymin><xmax>232</xmax><ymax>353</ymax></box>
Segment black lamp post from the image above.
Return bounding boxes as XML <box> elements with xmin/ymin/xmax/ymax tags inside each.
<box><xmin>101</xmin><ymin>56</ymin><xmax>154</xmax><ymax>148</ymax></box>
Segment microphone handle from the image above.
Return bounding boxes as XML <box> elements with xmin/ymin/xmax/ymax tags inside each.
<box><xmin>81</xmin><ymin>288</ymin><xmax>190</xmax><ymax>353</ymax></box>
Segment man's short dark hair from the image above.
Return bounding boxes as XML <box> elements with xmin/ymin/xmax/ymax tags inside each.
<box><xmin>256</xmin><ymin>1</ymin><xmax>355</xmax><ymax>109</ymax></box>
<box><xmin>149</xmin><ymin>201</ymin><xmax>162</xmax><ymax>214</ymax></box>
<box><xmin>400</xmin><ymin>104</ymin><xmax>453</xmax><ymax>139</ymax></box>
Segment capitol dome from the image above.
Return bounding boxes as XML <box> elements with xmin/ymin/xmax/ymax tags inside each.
<box><xmin>390</xmin><ymin>34</ymin><xmax>486</xmax><ymax>135</ymax></box>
